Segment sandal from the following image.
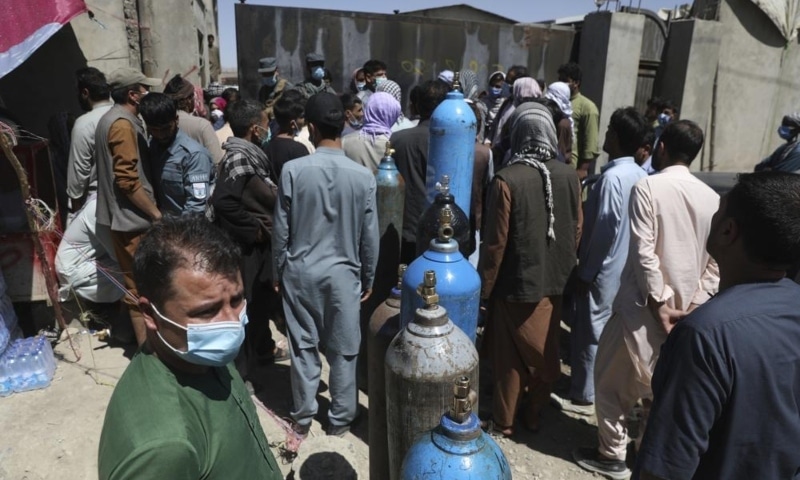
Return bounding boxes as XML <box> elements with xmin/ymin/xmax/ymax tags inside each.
<box><xmin>480</xmin><ymin>419</ymin><xmax>514</xmax><ymax>438</ymax></box>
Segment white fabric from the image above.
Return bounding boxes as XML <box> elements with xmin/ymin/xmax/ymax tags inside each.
<box><xmin>750</xmin><ymin>0</ymin><xmax>800</xmax><ymax>41</ymax></box>
<box><xmin>0</xmin><ymin>22</ymin><xmax>61</xmax><ymax>77</ymax></box>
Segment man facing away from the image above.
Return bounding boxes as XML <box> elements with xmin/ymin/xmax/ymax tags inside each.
<box><xmin>95</xmin><ymin>67</ymin><xmax>162</xmax><ymax>346</ymax></box>
<box><xmin>57</xmin><ymin>67</ymin><xmax>124</xmax><ymax>309</ymax></box>
<box><xmin>139</xmin><ymin>92</ymin><xmax>214</xmax><ymax>217</ymax></box>
<box><xmin>98</xmin><ymin>215</ymin><xmax>281</xmax><ymax>480</ymax></box>
<box><xmin>552</xmin><ymin>107</ymin><xmax>648</xmax><ymax>415</ymax></box>
<box><xmin>558</xmin><ymin>62</ymin><xmax>599</xmax><ymax>180</ymax></box>
<box><xmin>574</xmin><ymin>120</ymin><xmax>720</xmax><ymax>479</ymax></box>
<box><xmin>389</xmin><ymin>80</ymin><xmax>449</xmax><ymax>263</ymax></box>
<box><xmin>273</xmin><ymin>92</ymin><xmax>379</xmax><ymax>437</ymax></box>
<box><xmin>634</xmin><ymin>171</ymin><xmax>800</xmax><ymax>480</ymax></box>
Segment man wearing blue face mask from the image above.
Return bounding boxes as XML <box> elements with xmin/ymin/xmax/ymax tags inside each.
<box><xmin>98</xmin><ymin>215</ymin><xmax>282</xmax><ymax>480</ymax></box>
<box><xmin>257</xmin><ymin>57</ymin><xmax>288</xmax><ymax>120</ymax></box>
<box><xmin>755</xmin><ymin>112</ymin><xmax>800</xmax><ymax>173</ymax></box>
<box><xmin>296</xmin><ymin>52</ymin><xmax>336</xmax><ymax>99</ymax></box>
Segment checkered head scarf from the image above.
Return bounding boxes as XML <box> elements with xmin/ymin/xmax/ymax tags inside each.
<box><xmin>508</xmin><ymin>102</ymin><xmax>559</xmax><ymax>241</ymax></box>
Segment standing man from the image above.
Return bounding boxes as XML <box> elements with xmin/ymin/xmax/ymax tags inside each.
<box><xmin>634</xmin><ymin>172</ymin><xmax>800</xmax><ymax>480</ymax></box>
<box><xmin>273</xmin><ymin>93</ymin><xmax>379</xmax><ymax>437</ymax></box>
<box><xmin>98</xmin><ymin>216</ymin><xmax>282</xmax><ymax>480</ymax></box>
<box><xmin>574</xmin><ymin>120</ymin><xmax>720</xmax><ymax>479</ymax></box>
<box><xmin>552</xmin><ymin>107</ymin><xmax>648</xmax><ymax>415</ymax></box>
<box><xmin>257</xmin><ymin>57</ymin><xmax>289</xmax><ymax>120</ymax></box>
<box><xmin>479</xmin><ymin>103</ymin><xmax>581</xmax><ymax>435</ymax></box>
<box><xmin>558</xmin><ymin>62</ymin><xmax>599</xmax><ymax>179</ymax></box>
<box><xmin>754</xmin><ymin>112</ymin><xmax>800</xmax><ymax>173</ymax></box>
<box><xmin>210</xmin><ymin>99</ymin><xmax>287</xmax><ymax>386</ymax></box>
<box><xmin>359</xmin><ymin>59</ymin><xmax>388</xmax><ymax>103</ymax></box>
<box><xmin>264</xmin><ymin>94</ymin><xmax>310</xmax><ymax>183</ymax></box>
<box><xmin>95</xmin><ymin>67</ymin><xmax>162</xmax><ymax>346</ymax></box>
<box><xmin>295</xmin><ymin>53</ymin><xmax>336</xmax><ymax>99</ymax></box>
<box><xmin>139</xmin><ymin>93</ymin><xmax>215</xmax><ymax>217</ymax></box>
<box><xmin>163</xmin><ymin>74</ymin><xmax>224</xmax><ymax>164</ymax></box>
<box><xmin>390</xmin><ymin>80</ymin><xmax>449</xmax><ymax>263</ymax></box>
<box><xmin>207</xmin><ymin>34</ymin><xmax>221</xmax><ymax>83</ymax></box>
<box><xmin>67</xmin><ymin>67</ymin><xmax>114</xmax><ymax>212</ymax></box>
<box><xmin>57</xmin><ymin>67</ymin><xmax>124</xmax><ymax>310</ymax></box>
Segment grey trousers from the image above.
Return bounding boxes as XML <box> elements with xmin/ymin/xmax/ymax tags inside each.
<box><xmin>288</xmin><ymin>334</ymin><xmax>358</xmax><ymax>427</ymax></box>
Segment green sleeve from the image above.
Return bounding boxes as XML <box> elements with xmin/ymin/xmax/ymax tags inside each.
<box><xmin>581</xmin><ymin>107</ymin><xmax>600</xmax><ymax>161</ymax></box>
<box><xmin>100</xmin><ymin>438</ymin><xmax>200</xmax><ymax>480</ymax></box>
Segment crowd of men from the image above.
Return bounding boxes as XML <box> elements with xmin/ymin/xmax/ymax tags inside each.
<box><xmin>41</xmin><ymin>51</ymin><xmax>800</xmax><ymax>479</ymax></box>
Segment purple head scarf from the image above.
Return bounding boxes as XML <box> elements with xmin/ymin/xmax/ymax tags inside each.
<box><xmin>360</xmin><ymin>92</ymin><xmax>401</xmax><ymax>140</ymax></box>
<box><xmin>513</xmin><ymin>78</ymin><xmax>542</xmax><ymax>106</ymax></box>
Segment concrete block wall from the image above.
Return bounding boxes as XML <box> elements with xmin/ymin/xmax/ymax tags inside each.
<box><xmin>655</xmin><ymin>19</ymin><xmax>724</xmax><ymax>171</ymax></box>
<box><xmin>579</xmin><ymin>12</ymin><xmax>645</xmax><ymax>167</ymax></box>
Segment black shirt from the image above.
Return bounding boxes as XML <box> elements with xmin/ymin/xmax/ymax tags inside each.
<box><xmin>262</xmin><ymin>137</ymin><xmax>309</xmax><ymax>184</ymax></box>
<box><xmin>634</xmin><ymin>278</ymin><xmax>800</xmax><ymax>480</ymax></box>
<box><xmin>390</xmin><ymin>119</ymin><xmax>431</xmax><ymax>245</ymax></box>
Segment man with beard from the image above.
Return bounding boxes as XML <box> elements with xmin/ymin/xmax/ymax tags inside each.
<box><xmin>139</xmin><ymin>93</ymin><xmax>214</xmax><ymax>216</ymax></box>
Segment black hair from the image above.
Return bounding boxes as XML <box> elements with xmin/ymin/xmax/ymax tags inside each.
<box><xmin>227</xmin><ymin>99</ymin><xmax>264</xmax><ymax>138</ymax></box>
<box><xmin>416</xmin><ymin>80</ymin><xmax>449</xmax><ymax>120</ymax></box>
<box><xmin>274</xmin><ymin>95</ymin><xmax>305</xmax><ymax>129</ymax></box>
<box><xmin>557</xmin><ymin>62</ymin><xmax>582</xmax><ymax>84</ymax></box>
<box><xmin>339</xmin><ymin>93</ymin><xmax>362</xmax><ymax>111</ymax></box>
<box><xmin>363</xmin><ymin>59</ymin><xmax>387</xmax><ymax>75</ymax></box>
<box><xmin>661</xmin><ymin>99</ymin><xmax>679</xmax><ymax>117</ymax></box>
<box><xmin>76</xmin><ymin>67</ymin><xmax>109</xmax><ymax>102</ymax></box>
<box><xmin>323</xmin><ymin>68</ymin><xmax>333</xmax><ymax>83</ymax></box>
<box><xmin>221</xmin><ymin>88</ymin><xmax>240</xmax><ymax>118</ymax></box>
<box><xmin>507</xmin><ymin>65</ymin><xmax>528</xmax><ymax>78</ymax></box>
<box><xmin>305</xmin><ymin>93</ymin><xmax>344</xmax><ymax>139</ymax></box>
<box><xmin>659</xmin><ymin>119</ymin><xmax>704</xmax><ymax>165</ymax></box>
<box><xmin>641</xmin><ymin>125</ymin><xmax>656</xmax><ymax>149</ymax></box>
<box><xmin>725</xmin><ymin>172</ymin><xmax>800</xmax><ymax>268</ymax></box>
<box><xmin>139</xmin><ymin>92</ymin><xmax>177</xmax><ymax>127</ymax></box>
<box><xmin>609</xmin><ymin>107</ymin><xmax>649</xmax><ymax>156</ymax></box>
<box><xmin>281</xmin><ymin>88</ymin><xmax>307</xmax><ymax>107</ymax></box>
<box><xmin>533</xmin><ymin>97</ymin><xmax>565</xmax><ymax>124</ymax></box>
<box><xmin>110</xmin><ymin>85</ymin><xmax>139</xmax><ymax>105</ymax></box>
<box><xmin>489</xmin><ymin>72</ymin><xmax>505</xmax><ymax>84</ymax></box>
<box><xmin>134</xmin><ymin>215</ymin><xmax>241</xmax><ymax>307</ymax></box>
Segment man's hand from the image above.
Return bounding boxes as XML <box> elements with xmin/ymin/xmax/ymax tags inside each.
<box><xmin>273</xmin><ymin>281</ymin><xmax>281</xmax><ymax>295</ymax></box>
<box><xmin>648</xmin><ymin>296</ymin><xmax>686</xmax><ymax>334</ymax></box>
<box><xmin>360</xmin><ymin>288</ymin><xmax>373</xmax><ymax>303</ymax></box>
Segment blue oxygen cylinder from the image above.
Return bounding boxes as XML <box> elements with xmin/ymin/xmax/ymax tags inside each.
<box><xmin>400</xmin><ymin>377</ymin><xmax>512</xmax><ymax>480</ymax></box>
<box><xmin>426</xmin><ymin>71</ymin><xmax>477</xmax><ymax>218</ymax></box>
<box><xmin>401</xmin><ymin>204</ymin><xmax>481</xmax><ymax>342</ymax></box>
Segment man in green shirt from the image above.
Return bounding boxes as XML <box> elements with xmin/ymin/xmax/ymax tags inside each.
<box><xmin>558</xmin><ymin>62</ymin><xmax>600</xmax><ymax>180</ymax></box>
<box><xmin>98</xmin><ymin>215</ymin><xmax>282</xmax><ymax>480</ymax></box>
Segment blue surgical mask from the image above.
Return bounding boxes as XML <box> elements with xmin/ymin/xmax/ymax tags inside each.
<box><xmin>349</xmin><ymin>118</ymin><xmax>363</xmax><ymax>129</ymax></box>
<box><xmin>260</xmin><ymin>126</ymin><xmax>272</xmax><ymax>148</ymax></box>
<box><xmin>262</xmin><ymin>74</ymin><xmax>277</xmax><ymax>87</ymax></box>
<box><xmin>779</xmin><ymin>125</ymin><xmax>794</xmax><ymax>140</ymax></box>
<box><xmin>657</xmin><ymin>112</ymin><xmax>672</xmax><ymax>127</ymax></box>
<box><xmin>490</xmin><ymin>86</ymin><xmax>503</xmax><ymax>96</ymax></box>
<box><xmin>152</xmin><ymin>302</ymin><xmax>247</xmax><ymax>367</ymax></box>
<box><xmin>375</xmin><ymin>76</ymin><xmax>387</xmax><ymax>86</ymax></box>
<box><xmin>311</xmin><ymin>66</ymin><xmax>325</xmax><ymax>81</ymax></box>
<box><xmin>356</xmin><ymin>82</ymin><xmax>367</xmax><ymax>91</ymax></box>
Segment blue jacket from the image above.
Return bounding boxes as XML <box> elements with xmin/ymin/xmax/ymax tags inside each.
<box><xmin>150</xmin><ymin>129</ymin><xmax>215</xmax><ymax>216</ymax></box>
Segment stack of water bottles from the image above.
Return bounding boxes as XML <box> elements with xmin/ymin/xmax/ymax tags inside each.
<box><xmin>0</xmin><ymin>269</ymin><xmax>56</xmax><ymax>397</ymax></box>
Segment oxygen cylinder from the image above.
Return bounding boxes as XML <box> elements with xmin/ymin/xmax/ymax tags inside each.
<box><xmin>368</xmin><ymin>264</ymin><xmax>407</xmax><ymax>480</ymax></box>
<box><xmin>426</xmin><ymin>71</ymin><xmax>477</xmax><ymax>218</ymax></box>
<box><xmin>416</xmin><ymin>175</ymin><xmax>472</xmax><ymax>258</ymax></box>
<box><xmin>401</xmin><ymin>377</ymin><xmax>512</xmax><ymax>480</ymax></box>
<box><xmin>386</xmin><ymin>270</ymin><xmax>480</xmax><ymax>480</ymax></box>
<box><xmin>402</xmin><ymin>205</ymin><xmax>481</xmax><ymax>342</ymax></box>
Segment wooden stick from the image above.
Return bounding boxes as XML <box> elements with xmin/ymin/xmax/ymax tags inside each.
<box><xmin>0</xmin><ymin>130</ymin><xmax>79</xmax><ymax>360</ymax></box>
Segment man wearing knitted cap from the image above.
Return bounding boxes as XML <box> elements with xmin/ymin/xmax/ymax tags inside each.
<box><xmin>755</xmin><ymin>112</ymin><xmax>800</xmax><ymax>173</ymax></box>
<box><xmin>273</xmin><ymin>92</ymin><xmax>379</xmax><ymax>438</ymax></box>
<box><xmin>95</xmin><ymin>67</ymin><xmax>162</xmax><ymax>345</ymax></box>
<box><xmin>163</xmin><ymin>74</ymin><xmax>223</xmax><ymax>164</ymax></box>
<box><xmin>295</xmin><ymin>53</ymin><xmax>336</xmax><ymax>99</ymax></box>
<box><xmin>478</xmin><ymin>102</ymin><xmax>581</xmax><ymax>437</ymax></box>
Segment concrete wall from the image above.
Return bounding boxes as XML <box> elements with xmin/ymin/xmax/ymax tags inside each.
<box><xmin>234</xmin><ymin>5</ymin><xmax>575</xmax><ymax>107</ymax></box>
<box><xmin>579</xmin><ymin>12</ymin><xmax>645</xmax><ymax>167</ymax></box>
<box><xmin>402</xmin><ymin>5</ymin><xmax>517</xmax><ymax>24</ymax></box>
<box><xmin>655</xmin><ymin>19</ymin><xmax>724</xmax><ymax>171</ymax></box>
<box><xmin>709</xmin><ymin>0</ymin><xmax>800</xmax><ymax>171</ymax></box>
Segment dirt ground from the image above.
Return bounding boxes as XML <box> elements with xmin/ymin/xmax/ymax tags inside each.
<box><xmin>0</xmin><ymin>312</ymin><xmax>615</xmax><ymax>480</ymax></box>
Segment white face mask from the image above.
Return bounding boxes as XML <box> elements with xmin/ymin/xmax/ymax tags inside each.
<box><xmin>151</xmin><ymin>302</ymin><xmax>248</xmax><ymax>367</ymax></box>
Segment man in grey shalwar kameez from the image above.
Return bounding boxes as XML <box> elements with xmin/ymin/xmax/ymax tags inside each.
<box><xmin>273</xmin><ymin>93</ymin><xmax>379</xmax><ymax>437</ymax></box>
